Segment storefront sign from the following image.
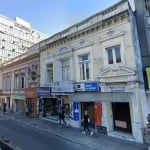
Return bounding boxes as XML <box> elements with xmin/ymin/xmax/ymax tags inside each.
<box><xmin>109</xmin><ymin>85</ymin><xmax>125</xmax><ymax>92</ymax></box>
<box><xmin>146</xmin><ymin>67</ymin><xmax>150</xmax><ymax>89</ymax></box>
<box><xmin>37</xmin><ymin>87</ymin><xmax>51</xmax><ymax>97</ymax></box>
<box><xmin>12</xmin><ymin>95</ymin><xmax>25</xmax><ymax>100</ymax></box>
<box><xmin>73</xmin><ymin>102</ymin><xmax>79</xmax><ymax>121</ymax></box>
<box><xmin>51</xmin><ymin>81</ymin><xmax>74</xmax><ymax>93</ymax></box>
<box><xmin>96</xmin><ymin>125</ymin><xmax>107</xmax><ymax>135</ymax></box>
<box><xmin>25</xmin><ymin>87</ymin><xmax>37</xmax><ymax>99</ymax></box>
<box><xmin>85</xmin><ymin>82</ymin><xmax>99</xmax><ymax>91</ymax></box>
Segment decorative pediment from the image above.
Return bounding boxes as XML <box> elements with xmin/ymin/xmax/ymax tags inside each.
<box><xmin>74</xmin><ymin>39</ymin><xmax>94</xmax><ymax>49</ymax></box>
<box><xmin>98</xmin><ymin>65</ymin><xmax>136</xmax><ymax>78</ymax></box>
<box><xmin>58</xmin><ymin>45</ymin><xmax>73</xmax><ymax>55</ymax></box>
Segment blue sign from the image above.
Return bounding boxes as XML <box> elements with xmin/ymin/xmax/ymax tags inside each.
<box><xmin>73</xmin><ymin>102</ymin><xmax>79</xmax><ymax>121</ymax></box>
<box><xmin>37</xmin><ymin>87</ymin><xmax>51</xmax><ymax>97</ymax></box>
<box><xmin>85</xmin><ymin>82</ymin><xmax>99</xmax><ymax>91</ymax></box>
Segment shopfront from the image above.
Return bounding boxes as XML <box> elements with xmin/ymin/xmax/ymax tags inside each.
<box><xmin>48</xmin><ymin>81</ymin><xmax>76</xmax><ymax>124</ymax></box>
<box><xmin>70</xmin><ymin>81</ymin><xmax>136</xmax><ymax>138</ymax></box>
<box><xmin>12</xmin><ymin>95</ymin><xmax>26</xmax><ymax>114</ymax></box>
<box><xmin>25</xmin><ymin>87</ymin><xmax>38</xmax><ymax>117</ymax></box>
<box><xmin>0</xmin><ymin>97</ymin><xmax>5</xmax><ymax>110</ymax></box>
<box><xmin>112</xmin><ymin>102</ymin><xmax>132</xmax><ymax>133</ymax></box>
<box><xmin>37</xmin><ymin>87</ymin><xmax>59</xmax><ymax>120</ymax></box>
<box><xmin>71</xmin><ymin>82</ymin><xmax>102</xmax><ymax>128</ymax></box>
<box><xmin>42</xmin><ymin>97</ymin><xmax>58</xmax><ymax>120</ymax></box>
<box><xmin>81</xmin><ymin>102</ymin><xmax>102</xmax><ymax>128</ymax></box>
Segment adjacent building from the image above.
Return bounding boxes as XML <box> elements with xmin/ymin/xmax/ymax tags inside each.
<box><xmin>0</xmin><ymin>15</ymin><xmax>48</xmax><ymax>62</ymax></box>
<box><xmin>129</xmin><ymin>0</ymin><xmax>150</xmax><ymax>112</ymax></box>
<box><xmin>0</xmin><ymin>43</ymin><xmax>40</xmax><ymax>116</ymax></box>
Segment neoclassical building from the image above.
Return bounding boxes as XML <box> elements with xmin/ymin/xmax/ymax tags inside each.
<box><xmin>39</xmin><ymin>0</ymin><xmax>148</xmax><ymax>143</ymax></box>
<box><xmin>0</xmin><ymin>43</ymin><xmax>40</xmax><ymax>116</ymax></box>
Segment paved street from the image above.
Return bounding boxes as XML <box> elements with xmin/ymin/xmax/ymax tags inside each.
<box><xmin>0</xmin><ymin>111</ymin><xmax>149</xmax><ymax>150</ymax></box>
<box><xmin>0</xmin><ymin>116</ymin><xmax>93</xmax><ymax>150</ymax></box>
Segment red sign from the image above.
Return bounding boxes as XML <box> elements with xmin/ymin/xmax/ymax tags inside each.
<box><xmin>95</xmin><ymin>103</ymin><xmax>102</xmax><ymax>125</ymax></box>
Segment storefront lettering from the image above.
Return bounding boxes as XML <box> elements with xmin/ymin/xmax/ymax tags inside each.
<box><xmin>85</xmin><ymin>82</ymin><xmax>99</xmax><ymax>91</ymax></box>
<box><xmin>109</xmin><ymin>85</ymin><xmax>125</xmax><ymax>92</ymax></box>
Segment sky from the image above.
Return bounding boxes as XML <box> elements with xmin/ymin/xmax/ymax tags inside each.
<box><xmin>0</xmin><ymin>0</ymin><xmax>120</xmax><ymax>36</ymax></box>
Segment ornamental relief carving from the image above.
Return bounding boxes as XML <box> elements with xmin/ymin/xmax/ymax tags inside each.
<box><xmin>28</xmin><ymin>63</ymin><xmax>39</xmax><ymax>82</ymax></box>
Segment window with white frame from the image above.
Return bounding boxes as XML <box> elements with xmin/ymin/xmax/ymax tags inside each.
<box><xmin>46</xmin><ymin>63</ymin><xmax>53</xmax><ymax>83</ymax></box>
<box><xmin>106</xmin><ymin>45</ymin><xmax>121</xmax><ymax>64</ymax></box>
<box><xmin>61</xmin><ymin>59</ymin><xmax>70</xmax><ymax>80</ymax></box>
<box><xmin>78</xmin><ymin>54</ymin><xmax>90</xmax><ymax>80</ymax></box>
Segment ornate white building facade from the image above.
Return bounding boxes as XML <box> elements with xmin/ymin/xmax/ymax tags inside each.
<box><xmin>39</xmin><ymin>0</ymin><xmax>148</xmax><ymax>143</ymax></box>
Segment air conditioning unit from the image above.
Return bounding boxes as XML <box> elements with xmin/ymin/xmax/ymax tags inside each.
<box><xmin>75</xmin><ymin>83</ymin><xmax>85</xmax><ymax>91</ymax></box>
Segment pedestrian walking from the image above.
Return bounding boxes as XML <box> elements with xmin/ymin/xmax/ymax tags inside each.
<box><xmin>25</xmin><ymin>104</ymin><xmax>29</xmax><ymax>116</ymax></box>
<box><xmin>82</xmin><ymin>110</ymin><xmax>93</xmax><ymax>136</ymax></box>
<box><xmin>3</xmin><ymin>102</ymin><xmax>6</xmax><ymax>115</ymax></box>
<box><xmin>59</xmin><ymin>106</ymin><xmax>67</xmax><ymax>127</ymax></box>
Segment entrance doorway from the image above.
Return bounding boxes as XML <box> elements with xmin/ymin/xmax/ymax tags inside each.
<box><xmin>43</xmin><ymin>98</ymin><xmax>58</xmax><ymax>120</ymax></box>
<box><xmin>112</xmin><ymin>102</ymin><xmax>132</xmax><ymax>133</ymax></box>
<box><xmin>81</xmin><ymin>102</ymin><xmax>95</xmax><ymax>128</ymax></box>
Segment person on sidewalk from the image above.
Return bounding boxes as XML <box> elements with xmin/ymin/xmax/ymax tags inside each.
<box><xmin>3</xmin><ymin>102</ymin><xmax>6</xmax><ymax>115</ymax></box>
<box><xmin>82</xmin><ymin>109</ymin><xmax>93</xmax><ymax>136</ymax></box>
<box><xmin>25</xmin><ymin>104</ymin><xmax>29</xmax><ymax>116</ymax></box>
<box><xmin>59</xmin><ymin>106</ymin><xmax>67</xmax><ymax>127</ymax></box>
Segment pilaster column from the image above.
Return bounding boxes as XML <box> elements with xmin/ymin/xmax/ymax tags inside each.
<box><xmin>101</xmin><ymin>102</ymin><xmax>113</xmax><ymax>132</ymax></box>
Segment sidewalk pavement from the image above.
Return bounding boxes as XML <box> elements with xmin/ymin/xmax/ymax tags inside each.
<box><xmin>0</xmin><ymin>111</ymin><xmax>149</xmax><ymax>150</ymax></box>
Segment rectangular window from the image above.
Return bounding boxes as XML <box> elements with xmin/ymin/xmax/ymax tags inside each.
<box><xmin>106</xmin><ymin>45</ymin><xmax>121</xmax><ymax>64</ymax></box>
<box><xmin>14</xmin><ymin>74</ymin><xmax>19</xmax><ymax>89</ymax></box>
<box><xmin>79</xmin><ymin>54</ymin><xmax>90</xmax><ymax>80</ymax></box>
<box><xmin>47</xmin><ymin>63</ymin><xmax>53</xmax><ymax>83</ymax></box>
<box><xmin>2</xmin><ymin>76</ymin><xmax>6</xmax><ymax>90</ymax></box>
<box><xmin>6</xmin><ymin>75</ymin><xmax>11</xmax><ymax>90</ymax></box>
<box><xmin>107</xmin><ymin>48</ymin><xmax>113</xmax><ymax>64</ymax></box>
<box><xmin>20</xmin><ymin>73</ymin><xmax>25</xmax><ymax>89</ymax></box>
<box><xmin>61</xmin><ymin>59</ymin><xmax>70</xmax><ymax>80</ymax></box>
<box><xmin>115</xmin><ymin>46</ymin><xmax>121</xmax><ymax>63</ymax></box>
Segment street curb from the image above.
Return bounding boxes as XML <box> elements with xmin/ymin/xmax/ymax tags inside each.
<box><xmin>0</xmin><ymin>137</ymin><xmax>22</xmax><ymax>150</ymax></box>
<box><xmin>32</xmin><ymin>125</ymin><xmax>103</xmax><ymax>150</ymax></box>
<box><xmin>0</xmin><ymin>114</ymin><xmax>102</xmax><ymax>150</ymax></box>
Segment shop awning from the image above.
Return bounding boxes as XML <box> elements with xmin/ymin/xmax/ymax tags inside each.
<box><xmin>12</xmin><ymin>95</ymin><xmax>26</xmax><ymax>100</ymax></box>
<box><xmin>70</xmin><ymin>92</ymin><xmax>133</xmax><ymax>102</ymax></box>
